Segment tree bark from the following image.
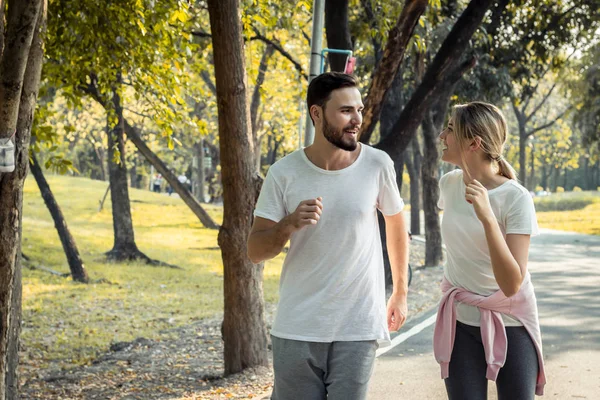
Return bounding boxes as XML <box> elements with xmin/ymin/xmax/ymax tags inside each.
<box><xmin>0</xmin><ymin>0</ymin><xmax>41</xmax><ymax>139</ymax></box>
<box><xmin>405</xmin><ymin>139</ymin><xmax>421</xmax><ymax>235</ymax></box>
<box><xmin>0</xmin><ymin>0</ymin><xmax>5</xmax><ymax>59</ymax></box>
<box><xmin>420</xmin><ymin>57</ymin><xmax>474</xmax><ymax>267</ymax></box>
<box><xmin>359</xmin><ymin>0</ymin><xmax>429</xmax><ymax>143</ymax></box>
<box><xmin>541</xmin><ymin>165</ymin><xmax>549</xmax><ymax>190</ymax></box>
<box><xmin>529</xmin><ymin>141</ymin><xmax>535</xmax><ymax>190</ymax></box>
<box><xmin>207</xmin><ymin>0</ymin><xmax>268</xmax><ymax>375</ymax></box>
<box><xmin>105</xmin><ymin>89</ymin><xmax>150</xmax><ymax>262</ymax></box>
<box><xmin>552</xmin><ymin>166</ymin><xmax>560</xmax><ymax>192</ymax></box>
<box><xmin>192</xmin><ymin>140</ymin><xmax>205</xmax><ymax>202</ymax></box>
<box><xmin>128</xmin><ymin>155</ymin><xmax>138</xmax><ymax>188</ymax></box>
<box><xmin>519</xmin><ymin>130</ymin><xmax>528</xmax><ymax>187</ymax></box>
<box><xmin>250</xmin><ymin>43</ymin><xmax>274</xmax><ymax>170</ymax></box>
<box><xmin>325</xmin><ymin>0</ymin><xmax>353</xmax><ymax>72</ymax></box>
<box><xmin>29</xmin><ymin>153</ymin><xmax>89</xmax><ymax>283</ymax></box>
<box><xmin>373</xmin><ymin>0</ymin><xmax>495</xmax><ymax>157</ymax></box>
<box><xmin>88</xmin><ymin>135</ymin><xmax>106</xmax><ymax>181</ymax></box>
<box><xmin>1</xmin><ymin>1</ymin><xmax>44</xmax><ymax>397</ymax></box>
<box><xmin>596</xmin><ymin>160</ymin><xmax>600</xmax><ymax>189</ymax></box>
<box><xmin>422</xmin><ymin>113</ymin><xmax>443</xmax><ymax>267</ymax></box>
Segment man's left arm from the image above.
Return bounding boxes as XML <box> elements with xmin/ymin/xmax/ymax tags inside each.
<box><xmin>384</xmin><ymin>211</ymin><xmax>409</xmax><ymax>332</ymax></box>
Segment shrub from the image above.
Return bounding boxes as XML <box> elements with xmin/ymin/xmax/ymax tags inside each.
<box><xmin>534</xmin><ymin>196</ymin><xmax>598</xmax><ymax>212</ymax></box>
<box><xmin>573</xmin><ymin>186</ymin><xmax>583</xmax><ymax>192</ymax></box>
<box><xmin>556</xmin><ymin>186</ymin><xmax>565</xmax><ymax>193</ymax></box>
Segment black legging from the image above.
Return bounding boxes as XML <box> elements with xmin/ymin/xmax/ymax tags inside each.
<box><xmin>444</xmin><ymin>321</ymin><xmax>539</xmax><ymax>400</ymax></box>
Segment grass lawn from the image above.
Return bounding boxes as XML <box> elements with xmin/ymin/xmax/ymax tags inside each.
<box><xmin>534</xmin><ymin>191</ymin><xmax>600</xmax><ymax>235</ymax></box>
<box><xmin>21</xmin><ymin>175</ymin><xmax>284</xmax><ymax>368</ymax></box>
<box><xmin>20</xmin><ymin>176</ymin><xmax>598</xmax><ymax>369</ymax></box>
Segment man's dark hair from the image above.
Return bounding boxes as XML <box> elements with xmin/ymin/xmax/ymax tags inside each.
<box><xmin>306</xmin><ymin>72</ymin><xmax>358</xmax><ymax>118</ymax></box>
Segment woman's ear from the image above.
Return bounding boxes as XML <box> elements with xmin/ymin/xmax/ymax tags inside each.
<box><xmin>469</xmin><ymin>136</ymin><xmax>482</xmax><ymax>152</ymax></box>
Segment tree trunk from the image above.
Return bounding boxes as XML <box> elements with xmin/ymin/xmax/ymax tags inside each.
<box><xmin>373</xmin><ymin>0</ymin><xmax>496</xmax><ymax>157</ymax></box>
<box><xmin>529</xmin><ymin>141</ymin><xmax>535</xmax><ymax>190</ymax></box>
<box><xmin>519</xmin><ymin>132</ymin><xmax>527</xmax><ymax>187</ymax></box>
<box><xmin>583</xmin><ymin>156</ymin><xmax>589</xmax><ymax>190</ymax></box>
<box><xmin>563</xmin><ymin>168</ymin><xmax>568</xmax><ymax>190</ymax></box>
<box><xmin>106</xmin><ymin>90</ymin><xmax>149</xmax><ymax>262</ymax></box>
<box><xmin>0</xmin><ymin>0</ymin><xmax>5</xmax><ymax>59</ymax></box>
<box><xmin>93</xmin><ymin>141</ymin><xmax>106</xmax><ymax>181</ymax></box>
<box><xmin>359</xmin><ymin>0</ymin><xmax>428</xmax><ymax>143</ymax></box>
<box><xmin>193</xmin><ymin>140</ymin><xmax>205</xmax><ymax>202</ymax></box>
<box><xmin>541</xmin><ymin>165</ymin><xmax>549</xmax><ymax>190</ymax></box>
<box><xmin>422</xmin><ymin>113</ymin><xmax>443</xmax><ymax>267</ymax></box>
<box><xmin>420</xmin><ymin>55</ymin><xmax>472</xmax><ymax>268</ymax></box>
<box><xmin>324</xmin><ymin>0</ymin><xmax>353</xmax><ymax>72</ymax></box>
<box><xmin>596</xmin><ymin>160</ymin><xmax>600</xmax><ymax>189</ymax></box>
<box><xmin>378</xmin><ymin>65</ymin><xmax>407</xmax><ymax>287</ymax></box>
<box><xmin>29</xmin><ymin>153</ymin><xmax>89</xmax><ymax>283</ymax></box>
<box><xmin>129</xmin><ymin>155</ymin><xmax>138</xmax><ymax>188</ymax></box>
<box><xmin>0</xmin><ymin>1</ymin><xmax>45</xmax><ymax>397</ymax></box>
<box><xmin>552</xmin><ymin>166</ymin><xmax>560</xmax><ymax>192</ymax></box>
<box><xmin>405</xmin><ymin>140</ymin><xmax>421</xmax><ymax>235</ymax></box>
<box><xmin>207</xmin><ymin>0</ymin><xmax>268</xmax><ymax>375</ymax></box>
<box><xmin>250</xmin><ymin>44</ymin><xmax>274</xmax><ymax>170</ymax></box>
<box><xmin>123</xmin><ymin>120</ymin><xmax>219</xmax><ymax>229</ymax></box>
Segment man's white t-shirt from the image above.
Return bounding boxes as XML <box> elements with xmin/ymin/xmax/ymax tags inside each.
<box><xmin>438</xmin><ymin>169</ymin><xmax>539</xmax><ymax>327</ymax></box>
<box><xmin>254</xmin><ymin>144</ymin><xmax>404</xmax><ymax>345</ymax></box>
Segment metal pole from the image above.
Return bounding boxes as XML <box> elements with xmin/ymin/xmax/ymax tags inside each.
<box><xmin>303</xmin><ymin>0</ymin><xmax>325</xmax><ymax>147</ymax></box>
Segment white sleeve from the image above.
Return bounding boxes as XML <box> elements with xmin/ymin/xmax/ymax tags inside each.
<box><xmin>254</xmin><ymin>168</ymin><xmax>287</xmax><ymax>223</ymax></box>
<box><xmin>377</xmin><ymin>156</ymin><xmax>404</xmax><ymax>216</ymax></box>
<box><xmin>505</xmin><ymin>191</ymin><xmax>539</xmax><ymax>236</ymax></box>
<box><xmin>437</xmin><ymin>173</ymin><xmax>449</xmax><ymax>210</ymax></box>
<box><xmin>437</xmin><ymin>171</ymin><xmax>456</xmax><ymax>210</ymax></box>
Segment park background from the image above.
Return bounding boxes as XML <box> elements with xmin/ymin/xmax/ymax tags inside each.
<box><xmin>0</xmin><ymin>0</ymin><xmax>598</xmax><ymax>399</ymax></box>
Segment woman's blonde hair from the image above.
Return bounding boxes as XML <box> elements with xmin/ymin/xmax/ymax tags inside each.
<box><xmin>451</xmin><ymin>101</ymin><xmax>517</xmax><ymax>180</ymax></box>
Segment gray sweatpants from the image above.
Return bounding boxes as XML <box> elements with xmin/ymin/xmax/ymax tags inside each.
<box><xmin>270</xmin><ymin>335</ymin><xmax>378</xmax><ymax>400</ymax></box>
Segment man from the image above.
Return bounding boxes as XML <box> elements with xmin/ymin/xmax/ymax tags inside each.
<box><xmin>247</xmin><ymin>72</ymin><xmax>409</xmax><ymax>400</ymax></box>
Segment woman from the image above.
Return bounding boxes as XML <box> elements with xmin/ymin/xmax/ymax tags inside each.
<box><xmin>433</xmin><ymin>102</ymin><xmax>546</xmax><ymax>399</ymax></box>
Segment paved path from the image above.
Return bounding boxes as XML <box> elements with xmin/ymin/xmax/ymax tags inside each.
<box><xmin>368</xmin><ymin>229</ymin><xmax>600</xmax><ymax>399</ymax></box>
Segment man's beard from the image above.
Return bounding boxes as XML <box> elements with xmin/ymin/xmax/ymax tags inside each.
<box><xmin>322</xmin><ymin>116</ymin><xmax>358</xmax><ymax>151</ymax></box>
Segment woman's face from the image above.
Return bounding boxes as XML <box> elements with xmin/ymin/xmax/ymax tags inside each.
<box><xmin>439</xmin><ymin>117</ymin><xmax>461</xmax><ymax>165</ymax></box>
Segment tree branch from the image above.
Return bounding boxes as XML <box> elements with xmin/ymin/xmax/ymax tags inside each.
<box><xmin>191</xmin><ymin>30</ymin><xmax>212</xmax><ymax>39</ymax></box>
<box><xmin>200</xmin><ymin>70</ymin><xmax>217</xmax><ymax>96</ymax></box>
<box><xmin>374</xmin><ymin>0</ymin><xmax>497</xmax><ymax>158</ymax></box>
<box><xmin>251</xmin><ymin>29</ymin><xmax>307</xmax><ymax>80</ymax></box>
<box><xmin>251</xmin><ymin>44</ymin><xmax>275</xmax><ymax>139</ymax></box>
<box><xmin>525</xmin><ymin>81</ymin><xmax>558</xmax><ymax>123</ymax></box>
<box><xmin>123</xmin><ymin>107</ymin><xmax>153</xmax><ymax>120</ymax></box>
<box><xmin>359</xmin><ymin>0</ymin><xmax>429</xmax><ymax>144</ymax></box>
<box><xmin>526</xmin><ymin>106</ymin><xmax>572</xmax><ymax>137</ymax></box>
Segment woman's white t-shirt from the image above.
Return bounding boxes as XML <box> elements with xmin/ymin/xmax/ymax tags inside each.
<box><xmin>438</xmin><ymin>169</ymin><xmax>539</xmax><ymax>327</ymax></box>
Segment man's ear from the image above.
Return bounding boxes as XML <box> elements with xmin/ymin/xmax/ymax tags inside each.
<box><xmin>310</xmin><ymin>105</ymin><xmax>322</xmax><ymax>124</ymax></box>
<box><xmin>469</xmin><ymin>136</ymin><xmax>482</xmax><ymax>152</ymax></box>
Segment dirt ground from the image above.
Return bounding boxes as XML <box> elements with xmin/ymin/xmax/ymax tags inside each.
<box><xmin>20</xmin><ymin>241</ymin><xmax>443</xmax><ymax>399</ymax></box>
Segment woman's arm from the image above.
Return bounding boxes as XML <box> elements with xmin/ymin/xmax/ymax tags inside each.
<box><xmin>481</xmin><ymin>218</ymin><xmax>531</xmax><ymax>297</ymax></box>
<box><xmin>466</xmin><ymin>180</ymin><xmax>531</xmax><ymax>297</ymax></box>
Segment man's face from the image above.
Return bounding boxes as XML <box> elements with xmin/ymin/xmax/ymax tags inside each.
<box><xmin>320</xmin><ymin>87</ymin><xmax>363</xmax><ymax>151</ymax></box>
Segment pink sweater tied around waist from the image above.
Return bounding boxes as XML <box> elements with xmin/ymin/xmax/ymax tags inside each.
<box><xmin>433</xmin><ymin>276</ymin><xmax>546</xmax><ymax>396</ymax></box>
